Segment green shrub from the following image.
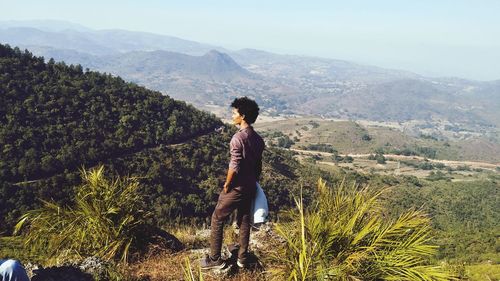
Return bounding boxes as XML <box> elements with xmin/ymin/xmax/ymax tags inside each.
<box><xmin>15</xmin><ymin>165</ymin><xmax>152</xmax><ymax>263</ymax></box>
<box><xmin>426</xmin><ymin>171</ymin><xmax>451</xmax><ymax>181</ymax></box>
<box><xmin>271</xmin><ymin>178</ymin><xmax>452</xmax><ymax>280</ymax></box>
<box><xmin>375</xmin><ymin>153</ymin><xmax>386</xmax><ymax>164</ymax></box>
<box><xmin>456</xmin><ymin>165</ymin><xmax>471</xmax><ymax>171</ymax></box>
<box><xmin>419</xmin><ymin>162</ymin><xmax>435</xmax><ymax>170</ymax></box>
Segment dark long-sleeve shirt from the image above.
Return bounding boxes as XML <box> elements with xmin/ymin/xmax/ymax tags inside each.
<box><xmin>228</xmin><ymin>126</ymin><xmax>265</xmax><ymax>189</ymax></box>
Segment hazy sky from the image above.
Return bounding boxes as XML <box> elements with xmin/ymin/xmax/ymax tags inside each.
<box><xmin>1</xmin><ymin>0</ymin><xmax>499</xmax><ymax>80</ymax></box>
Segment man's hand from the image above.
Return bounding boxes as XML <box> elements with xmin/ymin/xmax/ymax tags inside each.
<box><xmin>223</xmin><ymin>168</ymin><xmax>237</xmax><ymax>193</ymax></box>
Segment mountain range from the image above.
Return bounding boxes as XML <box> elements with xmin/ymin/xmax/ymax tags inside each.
<box><xmin>1</xmin><ymin>20</ymin><xmax>499</xmax><ymax>128</ymax></box>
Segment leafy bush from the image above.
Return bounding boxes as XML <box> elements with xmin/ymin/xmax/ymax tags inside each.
<box><xmin>426</xmin><ymin>171</ymin><xmax>451</xmax><ymax>181</ymax></box>
<box><xmin>277</xmin><ymin>135</ymin><xmax>295</xmax><ymax>148</ymax></box>
<box><xmin>369</xmin><ymin>152</ymin><xmax>386</xmax><ymax>164</ymax></box>
<box><xmin>15</xmin><ymin>166</ymin><xmax>154</xmax><ymax>263</ymax></box>
<box><xmin>362</xmin><ymin>133</ymin><xmax>372</xmax><ymax>141</ymax></box>
<box><xmin>271</xmin><ymin>178</ymin><xmax>452</xmax><ymax>281</ymax></box>
<box><xmin>375</xmin><ymin>153</ymin><xmax>386</xmax><ymax>164</ymax></box>
<box><xmin>389</xmin><ymin>146</ymin><xmax>437</xmax><ymax>159</ymax></box>
<box><xmin>456</xmin><ymin>165</ymin><xmax>471</xmax><ymax>171</ymax></box>
<box><xmin>309</xmin><ymin>121</ymin><xmax>320</xmax><ymax>128</ymax></box>
<box><xmin>419</xmin><ymin>162</ymin><xmax>435</xmax><ymax>170</ymax></box>
<box><xmin>302</xmin><ymin>143</ymin><xmax>337</xmax><ymax>154</ymax></box>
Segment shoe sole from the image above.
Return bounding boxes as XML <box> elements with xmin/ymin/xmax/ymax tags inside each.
<box><xmin>201</xmin><ymin>263</ymin><xmax>226</xmax><ymax>270</ymax></box>
<box><xmin>237</xmin><ymin>260</ymin><xmax>247</xmax><ymax>268</ymax></box>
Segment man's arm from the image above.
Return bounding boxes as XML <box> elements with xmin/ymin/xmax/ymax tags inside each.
<box><xmin>225</xmin><ymin>136</ymin><xmax>242</xmax><ymax>193</ymax></box>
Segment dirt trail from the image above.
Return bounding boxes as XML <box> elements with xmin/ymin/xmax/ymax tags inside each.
<box><xmin>12</xmin><ymin>126</ymin><xmax>223</xmax><ymax>186</ymax></box>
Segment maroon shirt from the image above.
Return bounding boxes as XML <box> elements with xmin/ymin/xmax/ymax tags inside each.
<box><xmin>228</xmin><ymin>126</ymin><xmax>265</xmax><ymax>190</ymax></box>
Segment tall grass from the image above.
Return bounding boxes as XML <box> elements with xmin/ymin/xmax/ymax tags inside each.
<box><xmin>14</xmin><ymin>165</ymin><xmax>151</xmax><ymax>263</ymax></box>
<box><xmin>271</xmin><ymin>178</ymin><xmax>453</xmax><ymax>280</ymax></box>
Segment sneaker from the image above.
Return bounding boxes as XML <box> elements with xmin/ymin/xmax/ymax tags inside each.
<box><xmin>237</xmin><ymin>258</ymin><xmax>249</xmax><ymax>268</ymax></box>
<box><xmin>200</xmin><ymin>255</ymin><xmax>225</xmax><ymax>270</ymax></box>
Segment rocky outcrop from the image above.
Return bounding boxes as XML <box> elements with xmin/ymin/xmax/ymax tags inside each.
<box><xmin>26</xmin><ymin>257</ymin><xmax>107</xmax><ymax>281</ymax></box>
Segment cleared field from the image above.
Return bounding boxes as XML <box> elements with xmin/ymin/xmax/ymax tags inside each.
<box><xmin>255</xmin><ymin>117</ymin><xmax>500</xmax><ymax>163</ymax></box>
<box><xmin>292</xmin><ymin>148</ymin><xmax>499</xmax><ymax>180</ymax></box>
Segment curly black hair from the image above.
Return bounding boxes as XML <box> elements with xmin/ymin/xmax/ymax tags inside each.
<box><xmin>231</xmin><ymin>97</ymin><xmax>260</xmax><ymax>124</ymax></box>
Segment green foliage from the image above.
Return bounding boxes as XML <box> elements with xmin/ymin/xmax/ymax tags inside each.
<box><xmin>361</xmin><ymin>133</ymin><xmax>372</xmax><ymax>141</ymax></box>
<box><xmin>0</xmin><ymin>42</ymin><xmax>223</xmax><ymax>231</ymax></box>
<box><xmin>384</xmin><ymin>180</ymin><xmax>499</xmax><ymax>263</ymax></box>
<box><xmin>308</xmin><ymin>121</ymin><xmax>320</xmax><ymax>128</ymax></box>
<box><xmin>0</xmin><ymin>236</ymin><xmax>43</xmax><ymax>263</ymax></box>
<box><xmin>386</xmin><ymin>146</ymin><xmax>438</xmax><ymax>159</ymax></box>
<box><xmin>14</xmin><ymin>166</ymin><xmax>152</xmax><ymax>263</ymax></box>
<box><xmin>0</xmin><ymin>43</ymin><xmax>221</xmax><ymax>183</ymax></box>
<box><xmin>343</xmin><ymin>155</ymin><xmax>354</xmax><ymax>163</ymax></box>
<box><xmin>271</xmin><ymin>178</ymin><xmax>452</xmax><ymax>281</ymax></box>
<box><xmin>368</xmin><ymin>152</ymin><xmax>386</xmax><ymax>164</ymax></box>
<box><xmin>276</xmin><ymin>135</ymin><xmax>295</xmax><ymax>148</ymax></box>
<box><xmin>455</xmin><ymin>165</ymin><xmax>471</xmax><ymax>171</ymax></box>
<box><xmin>400</xmin><ymin>160</ymin><xmax>447</xmax><ymax>171</ymax></box>
<box><xmin>426</xmin><ymin>171</ymin><xmax>451</xmax><ymax>181</ymax></box>
<box><xmin>301</xmin><ymin>143</ymin><xmax>337</xmax><ymax>154</ymax></box>
<box><xmin>261</xmin><ymin>130</ymin><xmax>295</xmax><ymax>148</ymax></box>
<box><xmin>419</xmin><ymin>161</ymin><xmax>435</xmax><ymax>170</ymax></box>
<box><xmin>375</xmin><ymin>153</ymin><xmax>386</xmax><ymax>164</ymax></box>
<box><xmin>332</xmin><ymin>154</ymin><xmax>353</xmax><ymax>163</ymax></box>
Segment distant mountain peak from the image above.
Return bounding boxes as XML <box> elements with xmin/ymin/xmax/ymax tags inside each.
<box><xmin>202</xmin><ymin>50</ymin><xmax>246</xmax><ymax>73</ymax></box>
<box><xmin>204</xmin><ymin>49</ymin><xmax>231</xmax><ymax>61</ymax></box>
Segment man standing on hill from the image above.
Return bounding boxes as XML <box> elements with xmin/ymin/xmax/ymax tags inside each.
<box><xmin>201</xmin><ymin>97</ymin><xmax>265</xmax><ymax>270</ymax></box>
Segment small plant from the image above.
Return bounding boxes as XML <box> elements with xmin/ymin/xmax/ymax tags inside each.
<box><xmin>15</xmin><ymin>165</ymin><xmax>152</xmax><ymax>263</ymax></box>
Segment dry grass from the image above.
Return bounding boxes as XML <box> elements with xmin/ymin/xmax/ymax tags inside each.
<box><xmin>126</xmin><ymin>251</ymin><xmax>190</xmax><ymax>280</ymax></box>
<box><xmin>125</xmin><ymin>251</ymin><xmax>268</xmax><ymax>281</ymax></box>
<box><xmin>125</xmin><ymin>222</ymin><xmax>268</xmax><ymax>280</ymax></box>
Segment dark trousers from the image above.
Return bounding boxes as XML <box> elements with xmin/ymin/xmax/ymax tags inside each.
<box><xmin>210</xmin><ymin>185</ymin><xmax>255</xmax><ymax>261</ymax></box>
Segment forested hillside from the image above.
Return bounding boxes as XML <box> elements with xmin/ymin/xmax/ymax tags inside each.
<box><xmin>384</xmin><ymin>179</ymin><xmax>499</xmax><ymax>263</ymax></box>
<box><xmin>0</xmin><ymin>44</ymin><xmax>224</xmax><ymax>183</ymax></box>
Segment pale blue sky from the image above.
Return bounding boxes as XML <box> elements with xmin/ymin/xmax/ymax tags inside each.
<box><xmin>1</xmin><ymin>0</ymin><xmax>499</xmax><ymax>80</ymax></box>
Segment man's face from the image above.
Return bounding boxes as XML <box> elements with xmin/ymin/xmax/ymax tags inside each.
<box><xmin>231</xmin><ymin>108</ymin><xmax>244</xmax><ymax>125</ymax></box>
